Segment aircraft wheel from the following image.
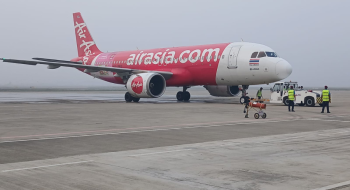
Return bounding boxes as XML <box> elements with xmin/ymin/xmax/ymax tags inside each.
<box><xmin>240</xmin><ymin>97</ymin><xmax>245</xmax><ymax>104</ymax></box>
<box><xmin>254</xmin><ymin>113</ymin><xmax>259</xmax><ymax>119</ymax></box>
<box><xmin>125</xmin><ymin>92</ymin><xmax>133</xmax><ymax>102</ymax></box>
<box><xmin>132</xmin><ymin>97</ymin><xmax>140</xmax><ymax>102</ymax></box>
<box><xmin>183</xmin><ymin>91</ymin><xmax>190</xmax><ymax>102</ymax></box>
<box><xmin>176</xmin><ymin>91</ymin><xmax>184</xmax><ymax>101</ymax></box>
<box><xmin>262</xmin><ymin>113</ymin><xmax>267</xmax><ymax>119</ymax></box>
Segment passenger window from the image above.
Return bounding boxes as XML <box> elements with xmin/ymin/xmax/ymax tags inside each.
<box><xmin>222</xmin><ymin>55</ymin><xmax>225</xmax><ymax>59</ymax></box>
<box><xmin>251</xmin><ymin>52</ymin><xmax>258</xmax><ymax>58</ymax></box>
<box><xmin>257</xmin><ymin>51</ymin><xmax>266</xmax><ymax>58</ymax></box>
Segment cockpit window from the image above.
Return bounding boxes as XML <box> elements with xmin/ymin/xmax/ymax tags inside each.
<box><xmin>251</xmin><ymin>52</ymin><xmax>258</xmax><ymax>58</ymax></box>
<box><xmin>257</xmin><ymin>51</ymin><xmax>266</xmax><ymax>58</ymax></box>
<box><xmin>265</xmin><ymin>52</ymin><xmax>278</xmax><ymax>57</ymax></box>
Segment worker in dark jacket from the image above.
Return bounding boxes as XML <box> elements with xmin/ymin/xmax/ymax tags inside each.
<box><xmin>321</xmin><ymin>86</ymin><xmax>331</xmax><ymax>113</ymax></box>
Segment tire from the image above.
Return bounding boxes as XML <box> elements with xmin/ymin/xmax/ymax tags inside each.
<box><xmin>305</xmin><ymin>97</ymin><xmax>315</xmax><ymax>107</ymax></box>
<box><xmin>132</xmin><ymin>97</ymin><xmax>140</xmax><ymax>102</ymax></box>
<box><xmin>283</xmin><ymin>97</ymin><xmax>289</xmax><ymax>106</ymax></box>
<box><xmin>176</xmin><ymin>91</ymin><xmax>184</xmax><ymax>101</ymax></box>
<box><xmin>262</xmin><ymin>113</ymin><xmax>267</xmax><ymax>119</ymax></box>
<box><xmin>240</xmin><ymin>97</ymin><xmax>245</xmax><ymax>104</ymax></box>
<box><xmin>125</xmin><ymin>92</ymin><xmax>133</xmax><ymax>102</ymax></box>
<box><xmin>254</xmin><ymin>113</ymin><xmax>259</xmax><ymax>119</ymax></box>
<box><xmin>183</xmin><ymin>91</ymin><xmax>190</xmax><ymax>102</ymax></box>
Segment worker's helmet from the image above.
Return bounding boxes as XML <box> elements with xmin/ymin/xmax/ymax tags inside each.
<box><xmin>325</xmin><ymin>86</ymin><xmax>328</xmax><ymax>89</ymax></box>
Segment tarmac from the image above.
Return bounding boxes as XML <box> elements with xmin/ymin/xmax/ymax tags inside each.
<box><xmin>0</xmin><ymin>88</ymin><xmax>349</xmax><ymax>190</ymax></box>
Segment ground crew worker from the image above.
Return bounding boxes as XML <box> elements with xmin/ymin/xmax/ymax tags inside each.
<box><xmin>243</xmin><ymin>93</ymin><xmax>250</xmax><ymax>118</ymax></box>
<box><xmin>288</xmin><ymin>86</ymin><xmax>295</xmax><ymax>112</ymax></box>
<box><xmin>321</xmin><ymin>86</ymin><xmax>331</xmax><ymax>113</ymax></box>
<box><xmin>256</xmin><ymin>87</ymin><xmax>263</xmax><ymax>102</ymax></box>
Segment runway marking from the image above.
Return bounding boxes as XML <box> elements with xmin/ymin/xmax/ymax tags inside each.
<box><xmin>311</xmin><ymin>180</ymin><xmax>350</xmax><ymax>190</ymax></box>
<box><xmin>1</xmin><ymin>117</ymin><xmax>349</xmax><ymax>144</ymax></box>
<box><xmin>0</xmin><ymin>117</ymin><xmax>299</xmax><ymax>141</ymax></box>
<box><xmin>317</xmin><ymin>130</ymin><xmax>350</xmax><ymax>136</ymax></box>
<box><xmin>0</xmin><ymin>160</ymin><xmax>93</xmax><ymax>173</ymax></box>
<box><xmin>0</xmin><ymin>119</ymin><xmax>299</xmax><ymax>143</ymax></box>
<box><xmin>220</xmin><ymin>135</ymin><xmax>306</xmax><ymax>146</ymax></box>
<box><xmin>128</xmin><ymin>149</ymin><xmax>192</xmax><ymax>157</ymax></box>
<box><xmin>0</xmin><ymin>119</ymin><xmax>257</xmax><ymax>140</ymax></box>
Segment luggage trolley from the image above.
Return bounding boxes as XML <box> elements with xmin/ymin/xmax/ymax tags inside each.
<box><xmin>244</xmin><ymin>101</ymin><xmax>267</xmax><ymax>119</ymax></box>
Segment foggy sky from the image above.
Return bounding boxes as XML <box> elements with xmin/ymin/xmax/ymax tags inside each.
<box><xmin>0</xmin><ymin>0</ymin><xmax>349</xmax><ymax>88</ymax></box>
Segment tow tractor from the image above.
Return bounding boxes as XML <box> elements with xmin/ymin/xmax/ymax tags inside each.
<box><xmin>269</xmin><ymin>82</ymin><xmax>323</xmax><ymax>107</ymax></box>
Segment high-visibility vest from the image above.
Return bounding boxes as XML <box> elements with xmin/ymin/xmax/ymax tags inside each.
<box><xmin>257</xmin><ymin>90</ymin><xmax>262</xmax><ymax>96</ymax></box>
<box><xmin>288</xmin><ymin>90</ymin><xmax>295</xmax><ymax>101</ymax></box>
<box><xmin>322</xmin><ymin>90</ymin><xmax>330</xmax><ymax>101</ymax></box>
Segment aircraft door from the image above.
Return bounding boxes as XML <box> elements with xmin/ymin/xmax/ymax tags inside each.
<box><xmin>227</xmin><ymin>46</ymin><xmax>242</xmax><ymax>69</ymax></box>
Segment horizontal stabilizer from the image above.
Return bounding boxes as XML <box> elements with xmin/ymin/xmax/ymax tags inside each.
<box><xmin>32</xmin><ymin>58</ymin><xmax>81</xmax><ymax>64</ymax></box>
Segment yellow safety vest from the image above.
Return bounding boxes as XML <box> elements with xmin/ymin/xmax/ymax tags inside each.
<box><xmin>288</xmin><ymin>90</ymin><xmax>295</xmax><ymax>101</ymax></box>
<box><xmin>257</xmin><ymin>90</ymin><xmax>262</xmax><ymax>96</ymax></box>
<box><xmin>322</xmin><ymin>90</ymin><xmax>329</xmax><ymax>102</ymax></box>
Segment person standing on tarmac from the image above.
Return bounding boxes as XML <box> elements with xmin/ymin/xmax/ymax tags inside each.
<box><xmin>288</xmin><ymin>86</ymin><xmax>296</xmax><ymax>112</ymax></box>
<box><xmin>256</xmin><ymin>87</ymin><xmax>263</xmax><ymax>102</ymax></box>
<box><xmin>321</xmin><ymin>86</ymin><xmax>331</xmax><ymax>113</ymax></box>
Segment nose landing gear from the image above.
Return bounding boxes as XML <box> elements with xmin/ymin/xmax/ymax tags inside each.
<box><xmin>176</xmin><ymin>86</ymin><xmax>191</xmax><ymax>102</ymax></box>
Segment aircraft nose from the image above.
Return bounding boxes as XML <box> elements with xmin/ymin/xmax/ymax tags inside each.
<box><xmin>275</xmin><ymin>60</ymin><xmax>292</xmax><ymax>80</ymax></box>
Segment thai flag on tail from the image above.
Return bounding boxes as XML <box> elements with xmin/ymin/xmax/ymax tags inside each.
<box><xmin>249</xmin><ymin>59</ymin><xmax>259</xmax><ymax>66</ymax></box>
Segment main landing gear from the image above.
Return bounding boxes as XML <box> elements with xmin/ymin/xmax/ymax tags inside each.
<box><xmin>176</xmin><ymin>86</ymin><xmax>191</xmax><ymax>102</ymax></box>
<box><xmin>239</xmin><ymin>85</ymin><xmax>249</xmax><ymax>104</ymax></box>
<box><xmin>125</xmin><ymin>92</ymin><xmax>140</xmax><ymax>102</ymax></box>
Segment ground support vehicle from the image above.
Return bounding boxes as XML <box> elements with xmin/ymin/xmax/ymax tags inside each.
<box><xmin>270</xmin><ymin>82</ymin><xmax>322</xmax><ymax>107</ymax></box>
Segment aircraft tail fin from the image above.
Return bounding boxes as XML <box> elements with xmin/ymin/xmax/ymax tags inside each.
<box><xmin>73</xmin><ymin>12</ymin><xmax>101</xmax><ymax>57</ymax></box>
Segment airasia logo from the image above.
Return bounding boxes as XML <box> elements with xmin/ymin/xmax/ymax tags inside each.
<box><xmin>74</xmin><ymin>21</ymin><xmax>95</xmax><ymax>65</ymax></box>
<box><xmin>131</xmin><ymin>76</ymin><xmax>143</xmax><ymax>94</ymax></box>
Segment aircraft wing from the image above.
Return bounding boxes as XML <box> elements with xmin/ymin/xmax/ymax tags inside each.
<box><xmin>1</xmin><ymin>58</ymin><xmax>173</xmax><ymax>80</ymax></box>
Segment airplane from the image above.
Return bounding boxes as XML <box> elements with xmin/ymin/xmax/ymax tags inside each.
<box><xmin>1</xmin><ymin>12</ymin><xmax>292</xmax><ymax>103</ymax></box>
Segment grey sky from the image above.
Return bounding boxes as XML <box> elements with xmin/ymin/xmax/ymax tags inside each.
<box><xmin>0</xmin><ymin>0</ymin><xmax>349</xmax><ymax>88</ymax></box>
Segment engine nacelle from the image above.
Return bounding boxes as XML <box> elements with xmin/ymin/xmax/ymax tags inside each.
<box><xmin>126</xmin><ymin>73</ymin><xmax>166</xmax><ymax>98</ymax></box>
<box><xmin>204</xmin><ymin>85</ymin><xmax>241</xmax><ymax>97</ymax></box>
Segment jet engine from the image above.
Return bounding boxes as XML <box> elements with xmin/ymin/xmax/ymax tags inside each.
<box><xmin>126</xmin><ymin>73</ymin><xmax>166</xmax><ymax>98</ymax></box>
<box><xmin>204</xmin><ymin>85</ymin><xmax>241</xmax><ymax>97</ymax></box>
